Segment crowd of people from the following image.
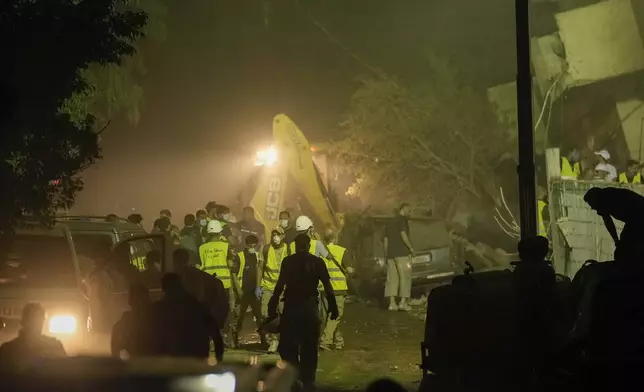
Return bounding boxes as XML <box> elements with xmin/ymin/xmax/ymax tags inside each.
<box><xmin>1</xmin><ymin>201</ymin><xmax>354</xmax><ymax>391</ymax></box>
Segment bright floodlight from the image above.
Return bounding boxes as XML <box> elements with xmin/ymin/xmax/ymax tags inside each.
<box><xmin>255</xmin><ymin>146</ymin><xmax>278</xmax><ymax>167</ymax></box>
<box><xmin>48</xmin><ymin>315</ymin><xmax>77</xmax><ymax>334</ymax></box>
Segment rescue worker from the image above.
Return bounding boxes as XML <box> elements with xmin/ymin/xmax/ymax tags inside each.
<box><xmin>268</xmin><ymin>234</ymin><xmax>339</xmax><ymax>391</ymax></box>
<box><xmin>231</xmin><ymin>235</ymin><xmax>265</xmax><ymax>347</ymax></box>
<box><xmin>111</xmin><ymin>283</ymin><xmax>153</xmax><ymax>358</ymax></box>
<box><xmin>278</xmin><ymin>210</ymin><xmax>298</xmax><ymax>245</ymax></box>
<box><xmin>258</xmin><ymin>229</ymin><xmax>289</xmax><ymax>353</ymax></box>
<box><xmin>319</xmin><ymin>229</ymin><xmax>354</xmax><ymax>351</ymax></box>
<box><xmin>151</xmin><ymin>273</ymin><xmax>224</xmax><ymax>361</ymax></box>
<box><xmin>238</xmin><ymin>206</ymin><xmax>266</xmax><ymax>249</ymax></box>
<box><xmin>561</xmin><ymin>147</ymin><xmax>581</xmax><ymax>179</ymax></box>
<box><xmin>199</xmin><ymin>219</ymin><xmax>239</xmax><ymax>347</ymax></box>
<box><xmin>289</xmin><ymin>215</ymin><xmax>329</xmax><ymax>259</ymax></box>
<box><xmin>593</xmin><ymin>149</ymin><xmax>617</xmax><ymax>182</ymax></box>
<box><xmin>618</xmin><ymin>159</ymin><xmax>642</xmax><ymax>184</ymax></box>
<box><xmin>0</xmin><ymin>303</ymin><xmax>66</xmax><ymax>373</ymax></box>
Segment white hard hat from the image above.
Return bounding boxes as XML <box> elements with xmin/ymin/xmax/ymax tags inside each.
<box><xmin>295</xmin><ymin>215</ymin><xmax>314</xmax><ymax>232</ymax></box>
<box><xmin>207</xmin><ymin>219</ymin><xmax>223</xmax><ymax>234</ymax></box>
<box><xmin>594</xmin><ymin>149</ymin><xmax>610</xmax><ymax>161</ymax></box>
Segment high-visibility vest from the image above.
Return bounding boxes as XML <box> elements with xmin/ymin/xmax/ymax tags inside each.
<box><xmin>561</xmin><ymin>157</ymin><xmax>580</xmax><ymax>179</ymax></box>
<box><xmin>618</xmin><ymin>172</ymin><xmax>642</xmax><ymax>184</ymax></box>
<box><xmin>289</xmin><ymin>238</ymin><xmax>317</xmax><ymax>255</ymax></box>
<box><xmin>261</xmin><ymin>245</ymin><xmax>288</xmax><ymax>292</ymax></box>
<box><xmin>321</xmin><ymin>244</ymin><xmax>348</xmax><ymax>292</ymax></box>
<box><xmin>237</xmin><ymin>251</ymin><xmax>246</xmax><ymax>289</ymax></box>
<box><xmin>537</xmin><ymin>200</ymin><xmax>548</xmax><ymax>237</ymax></box>
<box><xmin>129</xmin><ymin>245</ymin><xmax>146</xmax><ymax>271</ymax></box>
<box><xmin>199</xmin><ymin>241</ymin><xmax>231</xmax><ymax>288</ymax></box>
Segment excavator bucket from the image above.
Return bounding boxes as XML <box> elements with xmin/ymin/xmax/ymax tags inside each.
<box><xmin>272</xmin><ymin>114</ymin><xmax>339</xmax><ymax>231</ymax></box>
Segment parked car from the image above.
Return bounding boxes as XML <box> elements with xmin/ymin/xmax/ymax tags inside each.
<box><xmin>352</xmin><ymin>215</ymin><xmax>457</xmax><ymax>299</ymax></box>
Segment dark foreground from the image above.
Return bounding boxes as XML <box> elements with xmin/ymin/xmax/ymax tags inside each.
<box><xmin>78</xmin><ymin>300</ymin><xmax>424</xmax><ymax>391</ymax></box>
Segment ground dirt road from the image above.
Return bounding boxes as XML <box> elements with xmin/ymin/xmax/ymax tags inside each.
<box><xmin>235</xmin><ymin>300</ymin><xmax>425</xmax><ymax>391</ymax></box>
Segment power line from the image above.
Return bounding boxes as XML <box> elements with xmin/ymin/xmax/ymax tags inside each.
<box><xmin>293</xmin><ymin>0</ymin><xmax>383</xmax><ymax>77</ymax></box>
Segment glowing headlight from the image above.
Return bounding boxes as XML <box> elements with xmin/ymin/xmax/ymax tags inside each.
<box><xmin>48</xmin><ymin>315</ymin><xmax>77</xmax><ymax>334</ymax></box>
<box><xmin>255</xmin><ymin>146</ymin><xmax>278</xmax><ymax>167</ymax></box>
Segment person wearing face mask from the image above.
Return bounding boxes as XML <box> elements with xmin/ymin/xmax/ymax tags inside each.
<box><xmin>215</xmin><ymin>204</ymin><xmax>236</xmax><ymax>245</ymax></box>
<box><xmin>289</xmin><ymin>216</ymin><xmax>329</xmax><ymax>260</ymax></box>
<box><xmin>196</xmin><ymin>209</ymin><xmax>208</xmax><ymax>241</ymax></box>
<box><xmin>258</xmin><ymin>229</ymin><xmax>289</xmax><ymax>353</ymax></box>
<box><xmin>278</xmin><ymin>210</ymin><xmax>298</xmax><ymax>246</ymax></box>
<box><xmin>230</xmin><ymin>235</ymin><xmax>265</xmax><ymax>348</ymax></box>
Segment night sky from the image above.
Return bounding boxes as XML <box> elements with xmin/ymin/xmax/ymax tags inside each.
<box><xmin>74</xmin><ymin>0</ymin><xmax>518</xmax><ymax>222</ymax></box>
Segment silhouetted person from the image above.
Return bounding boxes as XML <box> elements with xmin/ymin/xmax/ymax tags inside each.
<box><xmin>173</xmin><ymin>248</ymin><xmax>228</xmax><ymax>330</ymax></box>
<box><xmin>105</xmin><ymin>213</ymin><xmax>119</xmax><ymax>223</ymax></box>
<box><xmin>576</xmin><ymin>188</ymin><xmax>644</xmax><ymax>386</ymax></box>
<box><xmin>365</xmin><ymin>378</ymin><xmax>407</xmax><ymax>392</ymax></box>
<box><xmin>268</xmin><ymin>234</ymin><xmax>338</xmax><ymax>391</ymax></box>
<box><xmin>511</xmin><ymin>236</ymin><xmax>558</xmax><ymax>375</ymax></box>
<box><xmin>127</xmin><ymin>213</ymin><xmax>143</xmax><ymax>227</ymax></box>
<box><xmin>111</xmin><ymin>284</ymin><xmax>153</xmax><ymax>358</ymax></box>
<box><xmin>0</xmin><ymin>303</ymin><xmax>66</xmax><ymax>373</ymax></box>
<box><xmin>151</xmin><ymin>273</ymin><xmax>224</xmax><ymax>361</ymax></box>
<box><xmin>584</xmin><ymin>187</ymin><xmax>644</xmax><ymax>259</ymax></box>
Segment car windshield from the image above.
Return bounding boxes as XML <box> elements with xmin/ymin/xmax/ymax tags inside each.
<box><xmin>0</xmin><ymin>234</ymin><xmax>77</xmax><ymax>289</ymax></box>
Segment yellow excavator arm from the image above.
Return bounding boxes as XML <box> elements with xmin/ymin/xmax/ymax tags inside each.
<box><xmin>250</xmin><ymin>114</ymin><xmax>339</xmax><ymax>239</ymax></box>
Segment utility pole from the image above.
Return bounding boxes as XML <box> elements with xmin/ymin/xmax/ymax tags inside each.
<box><xmin>515</xmin><ymin>0</ymin><xmax>537</xmax><ymax>238</ymax></box>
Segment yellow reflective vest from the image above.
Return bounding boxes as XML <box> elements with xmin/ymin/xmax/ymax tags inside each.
<box><xmin>322</xmin><ymin>244</ymin><xmax>348</xmax><ymax>293</ymax></box>
<box><xmin>289</xmin><ymin>238</ymin><xmax>317</xmax><ymax>255</ymax></box>
<box><xmin>199</xmin><ymin>240</ymin><xmax>231</xmax><ymax>288</ymax></box>
<box><xmin>561</xmin><ymin>157</ymin><xmax>580</xmax><ymax>179</ymax></box>
<box><xmin>537</xmin><ymin>200</ymin><xmax>548</xmax><ymax>237</ymax></box>
<box><xmin>261</xmin><ymin>244</ymin><xmax>288</xmax><ymax>292</ymax></box>
<box><xmin>618</xmin><ymin>172</ymin><xmax>642</xmax><ymax>184</ymax></box>
<box><xmin>129</xmin><ymin>245</ymin><xmax>146</xmax><ymax>271</ymax></box>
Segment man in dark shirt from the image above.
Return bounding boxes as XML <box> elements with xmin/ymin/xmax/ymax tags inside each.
<box><xmin>268</xmin><ymin>234</ymin><xmax>339</xmax><ymax>391</ymax></box>
<box><xmin>0</xmin><ymin>303</ymin><xmax>66</xmax><ymax>373</ymax></box>
<box><xmin>278</xmin><ymin>210</ymin><xmax>298</xmax><ymax>247</ymax></box>
<box><xmin>111</xmin><ymin>283</ymin><xmax>154</xmax><ymax>358</ymax></box>
<box><xmin>383</xmin><ymin>203</ymin><xmax>415</xmax><ymax>311</ymax></box>
<box><xmin>173</xmin><ymin>248</ymin><xmax>228</xmax><ymax>331</ymax></box>
<box><xmin>180</xmin><ymin>213</ymin><xmax>202</xmax><ymax>261</ymax></box>
<box><xmin>238</xmin><ymin>206</ymin><xmax>266</xmax><ymax>251</ymax></box>
<box><xmin>151</xmin><ymin>273</ymin><xmax>224</xmax><ymax>361</ymax></box>
<box><xmin>231</xmin><ymin>235</ymin><xmax>265</xmax><ymax>347</ymax></box>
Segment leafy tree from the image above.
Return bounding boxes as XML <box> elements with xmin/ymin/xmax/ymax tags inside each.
<box><xmin>0</xmin><ymin>0</ymin><xmax>147</xmax><ymax>243</ymax></box>
<box><xmin>332</xmin><ymin>56</ymin><xmax>512</xmax><ymax>215</ymax></box>
<box><xmin>62</xmin><ymin>0</ymin><xmax>168</xmax><ymax>124</ymax></box>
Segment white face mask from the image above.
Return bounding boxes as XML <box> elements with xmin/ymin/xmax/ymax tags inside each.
<box><xmin>221</xmin><ymin>214</ymin><xmax>229</xmax><ymax>221</ymax></box>
<box><xmin>279</xmin><ymin>219</ymin><xmax>289</xmax><ymax>228</ymax></box>
<box><xmin>247</xmin><ymin>248</ymin><xmax>256</xmax><ymax>254</ymax></box>
<box><xmin>199</xmin><ymin>219</ymin><xmax>207</xmax><ymax>227</ymax></box>
<box><xmin>272</xmin><ymin>235</ymin><xmax>282</xmax><ymax>245</ymax></box>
